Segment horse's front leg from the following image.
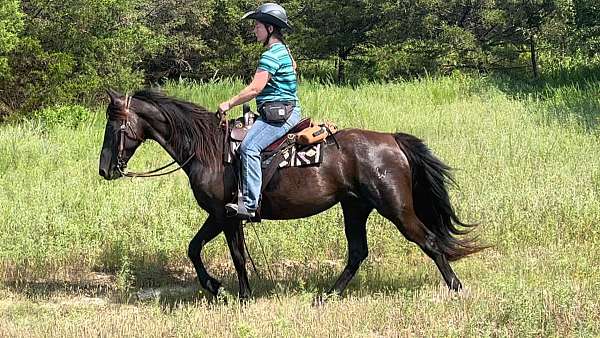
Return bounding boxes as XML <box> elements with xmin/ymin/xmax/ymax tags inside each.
<box><xmin>223</xmin><ymin>220</ymin><xmax>251</xmax><ymax>299</ymax></box>
<box><xmin>188</xmin><ymin>214</ymin><xmax>224</xmax><ymax>296</ymax></box>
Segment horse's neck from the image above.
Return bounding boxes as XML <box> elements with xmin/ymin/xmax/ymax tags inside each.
<box><xmin>141</xmin><ymin>108</ymin><xmax>231</xmax><ymax>205</ymax></box>
<box><xmin>142</xmin><ymin>114</ymin><xmax>181</xmax><ymax>162</ymax></box>
<box><xmin>145</xmin><ymin>110</ymin><xmax>224</xmax><ymax>173</ymax></box>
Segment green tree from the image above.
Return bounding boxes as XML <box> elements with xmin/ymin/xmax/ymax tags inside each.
<box><xmin>292</xmin><ymin>0</ymin><xmax>387</xmax><ymax>83</ymax></box>
<box><xmin>195</xmin><ymin>0</ymin><xmax>263</xmax><ymax>81</ymax></box>
<box><xmin>0</xmin><ymin>0</ymin><xmax>24</xmax><ymax>115</ymax></box>
<box><xmin>139</xmin><ymin>0</ymin><xmax>213</xmax><ymax>83</ymax></box>
<box><xmin>572</xmin><ymin>0</ymin><xmax>600</xmax><ymax>57</ymax></box>
<box><xmin>0</xmin><ymin>0</ymin><xmax>23</xmax><ymax>73</ymax></box>
<box><xmin>494</xmin><ymin>0</ymin><xmax>569</xmax><ymax>78</ymax></box>
<box><xmin>404</xmin><ymin>0</ymin><xmax>571</xmax><ymax>77</ymax></box>
<box><xmin>1</xmin><ymin>0</ymin><xmax>163</xmax><ymax>113</ymax></box>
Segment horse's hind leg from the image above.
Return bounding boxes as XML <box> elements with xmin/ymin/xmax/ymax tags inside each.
<box><xmin>326</xmin><ymin>198</ymin><xmax>373</xmax><ymax>296</ymax></box>
<box><xmin>377</xmin><ymin>188</ymin><xmax>463</xmax><ymax>291</ymax></box>
<box><xmin>401</xmin><ymin>211</ymin><xmax>462</xmax><ymax>290</ymax></box>
<box><xmin>223</xmin><ymin>220</ymin><xmax>251</xmax><ymax>299</ymax></box>
<box><xmin>188</xmin><ymin>214</ymin><xmax>224</xmax><ymax>296</ymax></box>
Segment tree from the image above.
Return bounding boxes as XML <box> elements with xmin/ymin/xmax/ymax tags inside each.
<box><xmin>292</xmin><ymin>0</ymin><xmax>387</xmax><ymax>83</ymax></box>
<box><xmin>1</xmin><ymin>0</ymin><xmax>596</xmax><ymax>114</ymax></box>
<box><xmin>0</xmin><ymin>0</ymin><xmax>24</xmax><ymax>115</ymax></box>
<box><xmin>139</xmin><ymin>0</ymin><xmax>267</xmax><ymax>82</ymax></box>
<box><xmin>500</xmin><ymin>0</ymin><xmax>567</xmax><ymax>78</ymax></box>
<box><xmin>197</xmin><ymin>0</ymin><xmax>264</xmax><ymax>81</ymax></box>
<box><xmin>0</xmin><ymin>0</ymin><xmax>23</xmax><ymax>73</ymax></box>
<box><xmin>572</xmin><ymin>0</ymin><xmax>600</xmax><ymax>57</ymax></box>
<box><xmin>408</xmin><ymin>0</ymin><xmax>571</xmax><ymax>77</ymax></box>
<box><xmin>1</xmin><ymin>0</ymin><xmax>163</xmax><ymax>112</ymax></box>
<box><xmin>139</xmin><ymin>0</ymin><xmax>213</xmax><ymax>83</ymax></box>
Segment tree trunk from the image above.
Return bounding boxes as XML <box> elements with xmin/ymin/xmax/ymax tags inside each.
<box><xmin>530</xmin><ymin>32</ymin><xmax>539</xmax><ymax>79</ymax></box>
<box><xmin>337</xmin><ymin>54</ymin><xmax>346</xmax><ymax>84</ymax></box>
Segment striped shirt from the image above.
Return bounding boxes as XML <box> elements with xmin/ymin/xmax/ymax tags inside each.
<box><xmin>256</xmin><ymin>43</ymin><xmax>299</xmax><ymax>107</ymax></box>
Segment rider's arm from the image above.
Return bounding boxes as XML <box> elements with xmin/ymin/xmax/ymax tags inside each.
<box><xmin>219</xmin><ymin>70</ymin><xmax>270</xmax><ymax>113</ymax></box>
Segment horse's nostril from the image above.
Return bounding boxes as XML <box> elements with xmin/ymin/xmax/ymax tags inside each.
<box><xmin>99</xmin><ymin>168</ymin><xmax>108</xmax><ymax>178</ymax></box>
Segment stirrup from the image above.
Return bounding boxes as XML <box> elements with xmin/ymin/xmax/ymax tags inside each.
<box><xmin>225</xmin><ymin>202</ymin><xmax>255</xmax><ymax>219</ymax></box>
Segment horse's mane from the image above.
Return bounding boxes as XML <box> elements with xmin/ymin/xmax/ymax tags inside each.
<box><xmin>132</xmin><ymin>89</ymin><xmax>222</xmax><ymax>167</ymax></box>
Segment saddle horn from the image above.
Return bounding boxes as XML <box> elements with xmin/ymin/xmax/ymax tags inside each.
<box><xmin>243</xmin><ymin>103</ymin><xmax>253</xmax><ymax>127</ymax></box>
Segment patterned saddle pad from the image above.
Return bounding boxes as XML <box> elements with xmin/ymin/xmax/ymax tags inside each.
<box><xmin>264</xmin><ymin>142</ymin><xmax>323</xmax><ymax>168</ymax></box>
<box><xmin>226</xmin><ymin>139</ymin><xmax>323</xmax><ymax>168</ymax></box>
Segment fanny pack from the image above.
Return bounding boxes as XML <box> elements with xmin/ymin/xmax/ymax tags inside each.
<box><xmin>259</xmin><ymin>101</ymin><xmax>294</xmax><ymax>123</ymax></box>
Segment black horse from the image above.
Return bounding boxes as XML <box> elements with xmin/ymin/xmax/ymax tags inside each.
<box><xmin>99</xmin><ymin>89</ymin><xmax>484</xmax><ymax>300</ymax></box>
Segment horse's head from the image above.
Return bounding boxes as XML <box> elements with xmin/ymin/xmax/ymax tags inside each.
<box><xmin>99</xmin><ymin>89</ymin><xmax>146</xmax><ymax>180</ymax></box>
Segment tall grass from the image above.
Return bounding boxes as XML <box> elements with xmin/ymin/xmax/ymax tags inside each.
<box><xmin>1</xmin><ymin>74</ymin><xmax>599</xmax><ymax>336</ymax></box>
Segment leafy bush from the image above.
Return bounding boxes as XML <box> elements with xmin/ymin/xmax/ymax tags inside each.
<box><xmin>0</xmin><ymin>0</ymin><xmax>161</xmax><ymax>117</ymax></box>
<box><xmin>33</xmin><ymin>105</ymin><xmax>91</xmax><ymax>128</ymax></box>
<box><xmin>0</xmin><ymin>0</ymin><xmax>23</xmax><ymax>74</ymax></box>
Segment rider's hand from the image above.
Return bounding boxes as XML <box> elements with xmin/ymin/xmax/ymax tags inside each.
<box><xmin>218</xmin><ymin>100</ymin><xmax>232</xmax><ymax>115</ymax></box>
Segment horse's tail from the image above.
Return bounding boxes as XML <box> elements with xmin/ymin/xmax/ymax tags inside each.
<box><xmin>393</xmin><ymin>133</ymin><xmax>485</xmax><ymax>261</ymax></box>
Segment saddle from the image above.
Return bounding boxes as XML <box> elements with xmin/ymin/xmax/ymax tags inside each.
<box><xmin>227</xmin><ymin>104</ymin><xmax>337</xmax><ymax>162</ymax></box>
<box><xmin>226</xmin><ymin>104</ymin><xmax>338</xmax><ymax>221</ymax></box>
<box><xmin>230</xmin><ymin>111</ymin><xmax>313</xmax><ymax>149</ymax></box>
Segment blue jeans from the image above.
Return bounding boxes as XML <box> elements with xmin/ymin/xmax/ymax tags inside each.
<box><xmin>240</xmin><ymin>106</ymin><xmax>302</xmax><ymax>210</ymax></box>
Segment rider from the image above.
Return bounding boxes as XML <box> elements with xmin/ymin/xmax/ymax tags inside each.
<box><xmin>218</xmin><ymin>3</ymin><xmax>301</xmax><ymax>219</ymax></box>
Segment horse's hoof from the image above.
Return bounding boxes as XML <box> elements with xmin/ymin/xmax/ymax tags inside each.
<box><xmin>239</xmin><ymin>295</ymin><xmax>252</xmax><ymax>307</ymax></box>
<box><xmin>239</xmin><ymin>291</ymin><xmax>252</xmax><ymax>302</ymax></box>
<box><xmin>449</xmin><ymin>278</ymin><xmax>463</xmax><ymax>292</ymax></box>
<box><xmin>214</xmin><ymin>287</ymin><xmax>229</xmax><ymax>304</ymax></box>
<box><xmin>205</xmin><ymin>279</ymin><xmax>222</xmax><ymax>296</ymax></box>
<box><xmin>312</xmin><ymin>293</ymin><xmax>330</xmax><ymax>307</ymax></box>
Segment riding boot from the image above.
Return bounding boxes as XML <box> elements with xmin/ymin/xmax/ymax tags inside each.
<box><xmin>225</xmin><ymin>201</ymin><xmax>255</xmax><ymax>219</ymax></box>
<box><xmin>226</xmin><ymin>161</ymin><xmax>256</xmax><ymax>219</ymax></box>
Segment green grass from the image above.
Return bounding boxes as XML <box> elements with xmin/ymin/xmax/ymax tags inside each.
<box><xmin>1</xmin><ymin>74</ymin><xmax>599</xmax><ymax>336</ymax></box>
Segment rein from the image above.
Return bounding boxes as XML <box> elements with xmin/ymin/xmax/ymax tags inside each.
<box><xmin>116</xmin><ymin>94</ymin><xmax>195</xmax><ymax>178</ymax></box>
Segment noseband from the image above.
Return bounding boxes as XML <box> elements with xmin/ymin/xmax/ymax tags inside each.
<box><xmin>115</xmin><ymin>95</ymin><xmax>195</xmax><ymax>178</ymax></box>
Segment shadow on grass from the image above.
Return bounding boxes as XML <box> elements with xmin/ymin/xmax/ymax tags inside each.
<box><xmin>2</xmin><ymin>274</ymin><xmax>115</xmax><ymax>299</ymax></box>
<box><xmin>1</xmin><ymin>259</ymin><xmax>438</xmax><ymax>308</ymax></box>
<box><xmin>130</xmin><ymin>259</ymin><xmax>438</xmax><ymax>310</ymax></box>
<box><xmin>486</xmin><ymin>64</ymin><xmax>600</xmax><ymax>132</ymax></box>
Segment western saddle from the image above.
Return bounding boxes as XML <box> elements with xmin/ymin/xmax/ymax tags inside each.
<box><xmin>229</xmin><ymin>104</ymin><xmax>316</xmax><ymax>151</ymax></box>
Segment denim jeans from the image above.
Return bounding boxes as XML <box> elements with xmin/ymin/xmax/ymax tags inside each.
<box><xmin>239</xmin><ymin>106</ymin><xmax>302</xmax><ymax>210</ymax></box>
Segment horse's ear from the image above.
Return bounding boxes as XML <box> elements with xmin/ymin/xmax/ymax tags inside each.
<box><xmin>106</xmin><ymin>88</ymin><xmax>122</xmax><ymax>103</ymax></box>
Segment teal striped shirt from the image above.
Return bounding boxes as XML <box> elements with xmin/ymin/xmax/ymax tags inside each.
<box><xmin>256</xmin><ymin>43</ymin><xmax>299</xmax><ymax>107</ymax></box>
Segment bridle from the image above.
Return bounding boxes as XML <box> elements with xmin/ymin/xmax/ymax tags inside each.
<box><xmin>115</xmin><ymin>94</ymin><xmax>195</xmax><ymax>178</ymax></box>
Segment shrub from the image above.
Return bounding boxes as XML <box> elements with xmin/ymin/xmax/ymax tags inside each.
<box><xmin>33</xmin><ymin>105</ymin><xmax>91</xmax><ymax>128</ymax></box>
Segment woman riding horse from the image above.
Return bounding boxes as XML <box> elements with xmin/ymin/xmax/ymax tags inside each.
<box><xmin>99</xmin><ymin>5</ymin><xmax>484</xmax><ymax>302</ymax></box>
<box><xmin>218</xmin><ymin>3</ymin><xmax>301</xmax><ymax>219</ymax></box>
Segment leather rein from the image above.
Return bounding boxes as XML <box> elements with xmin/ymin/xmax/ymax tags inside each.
<box><xmin>116</xmin><ymin>95</ymin><xmax>195</xmax><ymax>178</ymax></box>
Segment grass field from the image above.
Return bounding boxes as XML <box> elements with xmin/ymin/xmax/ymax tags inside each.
<box><xmin>1</xmin><ymin>74</ymin><xmax>599</xmax><ymax>336</ymax></box>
